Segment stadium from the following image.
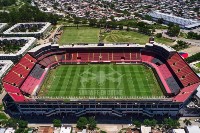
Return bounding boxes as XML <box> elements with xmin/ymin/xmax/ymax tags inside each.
<box><xmin>2</xmin><ymin>42</ymin><xmax>200</xmax><ymax>118</ymax></box>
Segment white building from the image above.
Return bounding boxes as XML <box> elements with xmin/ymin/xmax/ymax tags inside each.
<box><xmin>141</xmin><ymin>126</ymin><xmax>151</xmax><ymax>133</ymax></box>
<box><xmin>0</xmin><ymin>37</ymin><xmax>37</xmax><ymax>62</ymax></box>
<box><xmin>185</xmin><ymin>125</ymin><xmax>200</xmax><ymax>133</ymax></box>
<box><xmin>148</xmin><ymin>11</ymin><xmax>200</xmax><ymax>29</ymax></box>
<box><xmin>60</xmin><ymin>125</ymin><xmax>71</xmax><ymax>133</ymax></box>
<box><xmin>4</xmin><ymin>128</ymin><xmax>15</xmax><ymax>133</ymax></box>
<box><xmin>0</xmin><ymin>60</ymin><xmax>13</xmax><ymax>80</ymax></box>
<box><xmin>3</xmin><ymin>22</ymin><xmax>52</xmax><ymax>39</ymax></box>
<box><xmin>0</xmin><ymin>23</ymin><xmax>8</xmax><ymax>32</ymax></box>
<box><xmin>173</xmin><ymin>129</ymin><xmax>186</xmax><ymax>133</ymax></box>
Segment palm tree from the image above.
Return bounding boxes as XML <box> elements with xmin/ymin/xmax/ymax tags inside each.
<box><xmin>183</xmin><ymin>119</ymin><xmax>192</xmax><ymax>126</ymax></box>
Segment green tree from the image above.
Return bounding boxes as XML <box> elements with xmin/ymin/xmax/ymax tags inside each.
<box><xmin>143</xmin><ymin>119</ymin><xmax>151</xmax><ymax>126</ymax></box>
<box><xmin>186</xmin><ymin>52</ymin><xmax>200</xmax><ymax>63</ymax></box>
<box><xmin>53</xmin><ymin>119</ymin><xmax>61</xmax><ymax>127</ymax></box>
<box><xmin>163</xmin><ymin>118</ymin><xmax>180</xmax><ymax>129</ymax></box>
<box><xmin>167</xmin><ymin>24</ymin><xmax>180</xmax><ymax>37</ymax></box>
<box><xmin>133</xmin><ymin>120</ymin><xmax>141</xmax><ymax>128</ymax></box>
<box><xmin>15</xmin><ymin>128</ymin><xmax>25</xmax><ymax>133</ymax></box>
<box><xmin>88</xmin><ymin>117</ymin><xmax>97</xmax><ymax>130</ymax></box>
<box><xmin>74</xmin><ymin>17</ymin><xmax>80</xmax><ymax>29</ymax></box>
<box><xmin>89</xmin><ymin>19</ymin><xmax>97</xmax><ymax>27</ymax></box>
<box><xmin>156</xmin><ymin>33</ymin><xmax>162</xmax><ymax>38</ymax></box>
<box><xmin>18</xmin><ymin>120</ymin><xmax>28</xmax><ymax>128</ymax></box>
<box><xmin>183</xmin><ymin>119</ymin><xmax>192</xmax><ymax>126</ymax></box>
<box><xmin>150</xmin><ymin>119</ymin><xmax>157</xmax><ymax>127</ymax></box>
<box><xmin>157</xmin><ymin>18</ymin><xmax>164</xmax><ymax>24</ymax></box>
<box><xmin>76</xmin><ymin>117</ymin><xmax>88</xmax><ymax>129</ymax></box>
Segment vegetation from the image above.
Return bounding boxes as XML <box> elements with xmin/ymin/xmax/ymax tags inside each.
<box><xmin>185</xmin><ymin>52</ymin><xmax>200</xmax><ymax>63</ymax></box>
<box><xmin>88</xmin><ymin>117</ymin><xmax>97</xmax><ymax>130</ymax></box>
<box><xmin>156</xmin><ymin>33</ymin><xmax>162</xmax><ymax>38</ymax></box>
<box><xmin>132</xmin><ymin>120</ymin><xmax>141</xmax><ymax>128</ymax></box>
<box><xmin>76</xmin><ymin>117</ymin><xmax>97</xmax><ymax>130</ymax></box>
<box><xmin>183</xmin><ymin>119</ymin><xmax>192</xmax><ymax>126</ymax></box>
<box><xmin>0</xmin><ymin>113</ymin><xmax>8</xmax><ymax>120</ymax></box>
<box><xmin>77</xmin><ymin>117</ymin><xmax>88</xmax><ymax>129</ymax></box>
<box><xmin>0</xmin><ymin>118</ymin><xmax>28</xmax><ymax>133</ymax></box>
<box><xmin>143</xmin><ymin>119</ymin><xmax>157</xmax><ymax>127</ymax></box>
<box><xmin>167</xmin><ymin>23</ymin><xmax>180</xmax><ymax>37</ymax></box>
<box><xmin>195</xmin><ymin>62</ymin><xmax>200</xmax><ymax>68</ymax></box>
<box><xmin>53</xmin><ymin>119</ymin><xmax>61</xmax><ymax>127</ymax></box>
<box><xmin>102</xmin><ymin>30</ymin><xmax>173</xmax><ymax>45</ymax></box>
<box><xmin>0</xmin><ymin>4</ymin><xmax>59</xmax><ymax>25</ymax></box>
<box><xmin>0</xmin><ymin>0</ymin><xmax>16</xmax><ymax>7</ymax></box>
<box><xmin>172</xmin><ymin>40</ymin><xmax>189</xmax><ymax>51</ymax></box>
<box><xmin>59</xmin><ymin>27</ymin><xmax>100</xmax><ymax>44</ymax></box>
<box><xmin>0</xmin><ymin>43</ymin><xmax>22</xmax><ymax>54</ymax></box>
<box><xmin>187</xmin><ymin>31</ymin><xmax>200</xmax><ymax>40</ymax></box>
<box><xmin>39</xmin><ymin>64</ymin><xmax>163</xmax><ymax>98</ymax></box>
<box><xmin>163</xmin><ymin>118</ymin><xmax>180</xmax><ymax>129</ymax></box>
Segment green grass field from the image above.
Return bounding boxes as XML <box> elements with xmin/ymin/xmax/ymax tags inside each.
<box><xmin>102</xmin><ymin>30</ymin><xmax>174</xmax><ymax>45</ymax></box>
<box><xmin>59</xmin><ymin>27</ymin><xmax>100</xmax><ymax>45</ymax></box>
<box><xmin>195</xmin><ymin>62</ymin><xmax>200</xmax><ymax>68</ymax></box>
<box><xmin>39</xmin><ymin>64</ymin><xmax>163</xmax><ymax>99</ymax></box>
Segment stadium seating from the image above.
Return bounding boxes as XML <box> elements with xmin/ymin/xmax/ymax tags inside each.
<box><xmin>141</xmin><ymin>51</ymin><xmax>155</xmax><ymax>62</ymax></box>
<box><xmin>30</xmin><ymin>64</ymin><xmax>45</xmax><ymax>79</ymax></box>
<box><xmin>167</xmin><ymin>53</ymin><xmax>200</xmax><ymax>87</ymax></box>
<box><xmin>9</xmin><ymin>93</ymin><xmax>26</xmax><ymax>102</ymax></box>
<box><xmin>3</xmin><ymin>82</ymin><xmax>21</xmax><ymax>93</ymax></box>
<box><xmin>3</xmin><ymin>54</ymin><xmax>36</xmax><ymax>87</ymax></box>
<box><xmin>173</xmin><ymin>82</ymin><xmax>200</xmax><ymax>102</ymax></box>
<box><xmin>141</xmin><ymin>51</ymin><xmax>181</xmax><ymax>94</ymax></box>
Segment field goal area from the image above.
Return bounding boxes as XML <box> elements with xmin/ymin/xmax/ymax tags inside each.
<box><xmin>38</xmin><ymin>64</ymin><xmax>164</xmax><ymax>99</ymax></box>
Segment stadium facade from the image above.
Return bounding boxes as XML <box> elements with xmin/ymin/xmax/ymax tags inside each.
<box><xmin>2</xmin><ymin>42</ymin><xmax>200</xmax><ymax>117</ymax></box>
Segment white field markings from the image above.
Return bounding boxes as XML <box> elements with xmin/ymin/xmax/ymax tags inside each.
<box><xmin>45</xmin><ymin>65</ymin><xmax>154</xmax><ymax>96</ymax></box>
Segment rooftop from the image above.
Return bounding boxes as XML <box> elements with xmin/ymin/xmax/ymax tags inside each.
<box><xmin>0</xmin><ymin>37</ymin><xmax>36</xmax><ymax>56</ymax></box>
<box><xmin>3</xmin><ymin>22</ymin><xmax>51</xmax><ymax>34</ymax></box>
<box><xmin>0</xmin><ymin>60</ymin><xmax>13</xmax><ymax>78</ymax></box>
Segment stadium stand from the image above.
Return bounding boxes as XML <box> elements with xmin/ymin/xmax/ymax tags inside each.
<box><xmin>173</xmin><ymin>82</ymin><xmax>200</xmax><ymax>102</ymax></box>
<box><xmin>30</xmin><ymin>64</ymin><xmax>45</xmax><ymax>79</ymax></box>
<box><xmin>3</xmin><ymin>54</ymin><xmax>36</xmax><ymax>87</ymax></box>
<box><xmin>167</xmin><ymin>53</ymin><xmax>200</xmax><ymax>87</ymax></box>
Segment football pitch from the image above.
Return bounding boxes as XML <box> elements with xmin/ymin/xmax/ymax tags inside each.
<box><xmin>59</xmin><ymin>27</ymin><xmax>100</xmax><ymax>45</ymax></box>
<box><xmin>39</xmin><ymin>64</ymin><xmax>164</xmax><ymax>98</ymax></box>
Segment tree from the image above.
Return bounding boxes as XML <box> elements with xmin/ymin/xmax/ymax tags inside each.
<box><xmin>143</xmin><ymin>119</ymin><xmax>151</xmax><ymax>126</ymax></box>
<box><xmin>186</xmin><ymin>52</ymin><xmax>200</xmax><ymax>63</ymax></box>
<box><xmin>156</xmin><ymin>33</ymin><xmax>162</xmax><ymax>38</ymax></box>
<box><xmin>76</xmin><ymin>117</ymin><xmax>88</xmax><ymax>129</ymax></box>
<box><xmin>167</xmin><ymin>24</ymin><xmax>180</xmax><ymax>37</ymax></box>
<box><xmin>18</xmin><ymin>120</ymin><xmax>28</xmax><ymax>128</ymax></box>
<box><xmin>150</xmin><ymin>119</ymin><xmax>157</xmax><ymax>127</ymax></box>
<box><xmin>88</xmin><ymin>117</ymin><xmax>97</xmax><ymax>130</ymax></box>
<box><xmin>183</xmin><ymin>119</ymin><xmax>192</xmax><ymax>126</ymax></box>
<box><xmin>53</xmin><ymin>119</ymin><xmax>61</xmax><ymax>127</ymax></box>
<box><xmin>133</xmin><ymin>120</ymin><xmax>141</xmax><ymax>128</ymax></box>
<box><xmin>163</xmin><ymin>118</ymin><xmax>180</xmax><ymax>129</ymax></box>
<box><xmin>89</xmin><ymin>19</ymin><xmax>97</xmax><ymax>27</ymax></box>
<box><xmin>157</xmin><ymin>18</ymin><xmax>164</xmax><ymax>24</ymax></box>
<box><xmin>74</xmin><ymin>17</ymin><xmax>80</xmax><ymax>29</ymax></box>
<box><xmin>4</xmin><ymin>118</ymin><xmax>18</xmax><ymax>129</ymax></box>
<box><xmin>15</xmin><ymin>128</ymin><xmax>25</xmax><ymax>133</ymax></box>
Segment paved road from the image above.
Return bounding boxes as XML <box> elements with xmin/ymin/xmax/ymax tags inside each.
<box><xmin>0</xmin><ymin>90</ymin><xmax>7</xmax><ymax>104</ymax></box>
<box><xmin>38</xmin><ymin>25</ymin><xmax>62</xmax><ymax>45</ymax></box>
